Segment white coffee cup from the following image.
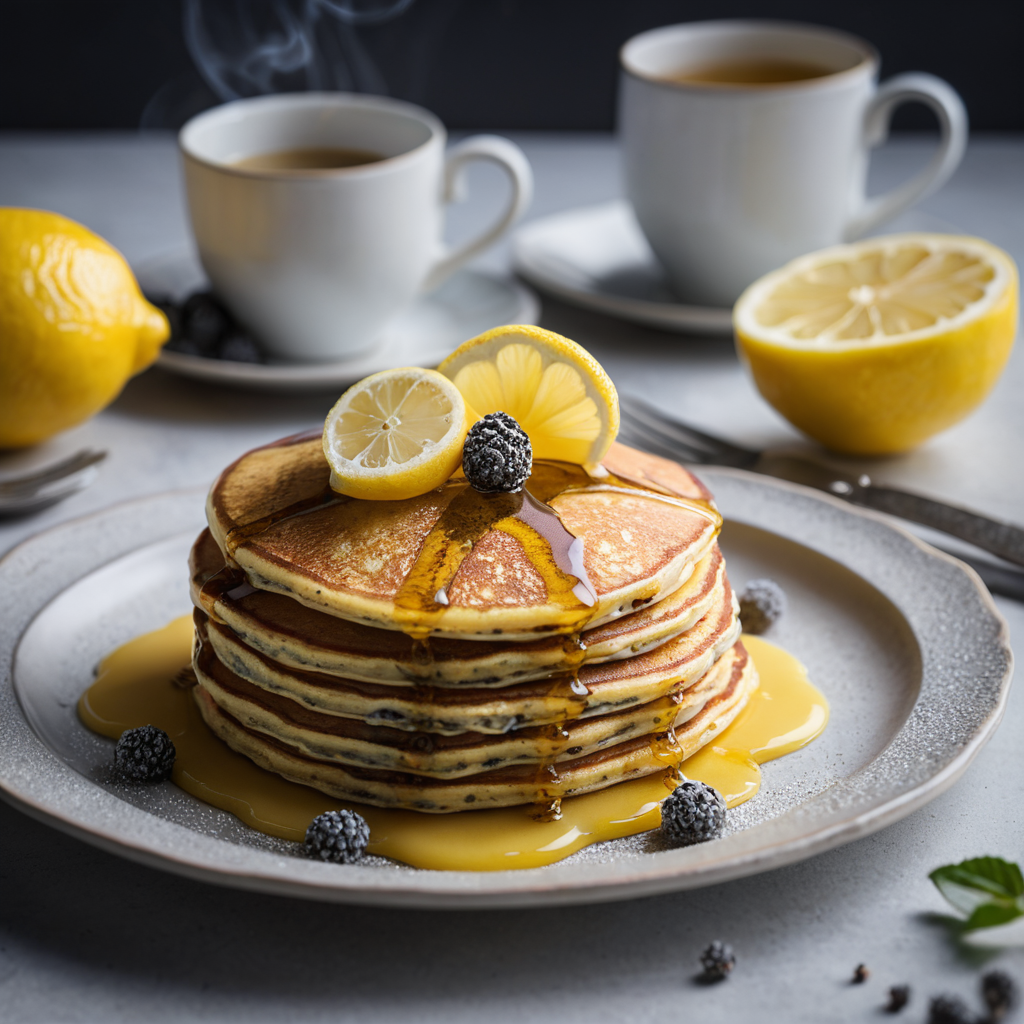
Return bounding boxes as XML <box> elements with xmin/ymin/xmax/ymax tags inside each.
<box><xmin>619</xmin><ymin>21</ymin><xmax>968</xmax><ymax>307</ymax></box>
<box><xmin>180</xmin><ymin>93</ymin><xmax>533</xmax><ymax>362</ymax></box>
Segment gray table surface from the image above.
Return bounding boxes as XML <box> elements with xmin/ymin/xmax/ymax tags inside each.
<box><xmin>1</xmin><ymin>131</ymin><xmax>1022</xmax><ymax>1023</ymax></box>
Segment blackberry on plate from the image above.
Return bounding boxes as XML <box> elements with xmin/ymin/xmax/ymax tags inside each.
<box><xmin>738</xmin><ymin>578</ymin><xmax>787</xmax><ymax>635</ymax></box>
<box><xmin>218</xmin><ymin>333</ymin><xmax>265</xmax><ymax>364</ymax></box>
<box><xmin>181</xmin><ymin>291</ymin><xmax>233</xmax><ymax>350</ymax></box>
<box><xmin>982</xmin><ymin>970</ymin><xmax>1016</xmax><ymax>1021</ymax></box>
<box><xmin>462</xmin><ymin>411</ymin><xmax>532</xmax><ymax>493</ymax></box>
<box><xmin>661</xmin><ymin>779</ymin><xmax>726</xmax><ymax>846</ymax></box>
<box><xmin>928</xmin><ymin>994</ymin><xmax>975</xmax><ymax>1024</ymax></box>
<box><xmin>699</xmin><ymin>941</ymin><xmax>735</xmax><ymax>982</ymax></box>
<box><xmin>114</xmin><ymin>725</ymin><xmax>176</xmax><ymax>782</ymax></box>
<box><xmin>304</xmin><ymin>809</ymin><xmax>370</xmax><ymax>864</ymax></box>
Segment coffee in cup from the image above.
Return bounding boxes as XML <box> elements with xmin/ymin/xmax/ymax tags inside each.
<box><xmin>180</xmin><ymin>93</ymin><xmax>533</xmax><ymax>362</ymax></box>
<box><xmin>231</xmin><ymin>147</ymin><xmax>385</xmax><ymax>172</ymax></box>
<box><xmin>618</xmin><ymin>21</ymin><xmax>968</xmax><ymax>307</ymax></box>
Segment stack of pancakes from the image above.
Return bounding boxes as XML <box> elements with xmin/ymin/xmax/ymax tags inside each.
<box><xmin>188</xmin><ymin>432</ymin><xmax>757</xmax><ymax>813</ymax></box>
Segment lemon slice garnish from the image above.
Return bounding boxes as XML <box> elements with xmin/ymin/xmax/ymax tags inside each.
<box><xmin>733</xmin><ymin>233</ymin><xmax>1018</xmax><ymax>454</ymax></box>
<box><xmin>438</xmin><ymin>325</ymin><xmax>619</xmax><ymax>466</ymax></box>
<box><xmin>323</xmin><ymin>367</ymin><xmax>469</xmax><ymax>501</ymax></box>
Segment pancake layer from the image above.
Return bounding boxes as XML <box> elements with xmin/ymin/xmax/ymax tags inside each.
<box><xmin>205</xmin><ymin>436</ymin><xmax>722</xmax><ymax>640</ymax></box>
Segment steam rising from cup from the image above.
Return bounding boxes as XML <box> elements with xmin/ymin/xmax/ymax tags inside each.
<box><xmin>142</xmin><ymin>0</ymin><xmax>419</xmax><ymax>128</ymax></box>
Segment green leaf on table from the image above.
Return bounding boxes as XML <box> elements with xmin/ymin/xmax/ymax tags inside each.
<box><xmin>929</xmin><ymin>856</ymin><xmax>1024</xmax><ymax>930</ymax></box>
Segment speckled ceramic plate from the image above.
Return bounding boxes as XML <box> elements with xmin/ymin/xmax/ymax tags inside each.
<box><xmin>0</xmin><ymin>472</ymin><xmax>1011</xmax><ymax>908</ymax></box>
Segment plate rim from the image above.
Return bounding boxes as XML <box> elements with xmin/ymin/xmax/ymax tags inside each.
<box><xmin>0</xmin><ymin>474</ymin><xmax>1012</xmax><ymax>908</ymax></box>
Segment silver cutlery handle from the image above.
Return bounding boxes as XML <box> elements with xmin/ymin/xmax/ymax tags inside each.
<box><xmin>832</xmin><ymin>479</ymin><xmax>1024</xmax><ymax>568</ymax></box>
<box><xmin>755</xmin><ymin>454</ymin><xmax>1024</xmax><ymax>569</ymax></box>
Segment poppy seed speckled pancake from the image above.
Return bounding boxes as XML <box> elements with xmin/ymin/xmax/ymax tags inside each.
<box><xmin>190</xmin><ymin>528</ymin><xmax>730</xmax><ymax>686</ymax></box>
<box><xmin>193</xmin><ymin>569</ymin><xmax>739</xmax><ymax>736</ymax></box>
<box><xmin>192</xmin><ymin>642</ymin><xmax>757</xmax><ymax>812</ymax></box>
<box><xmin>193</xmin><ymin>638</ymin><xmax>740</xmax><ymax>778</ymax></box>
<box><xmin>205</xmin><ymin>436</ymin><xmax>721</xmax><ymax>640</ymax></box>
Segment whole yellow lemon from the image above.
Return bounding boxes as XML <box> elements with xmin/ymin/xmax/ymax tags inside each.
<box><xmin>0</xmin><ymin>208</ymin><xmax>170</xmax><ymax>448</ymax></box>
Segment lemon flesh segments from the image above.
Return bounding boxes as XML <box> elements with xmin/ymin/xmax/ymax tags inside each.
<box><xmin>738</xmin><ymin>283</ymin><xmax>1017</xmax><ymax>454</ymax></box>
<box><xmin>734</xmin><ymin>237</ymin><xmax>1019</xmax><ymax>455</ymax></box>
<box><xmin>439</xmin><ymin>326</ymin><xmax>619</xmax><ymax>466</ymax></box>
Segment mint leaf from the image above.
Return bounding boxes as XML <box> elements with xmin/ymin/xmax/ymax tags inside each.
<box><xmin>930</xmin><ymin>856</ymin><xmax>1024</xmax><ymax>931</ymax></box>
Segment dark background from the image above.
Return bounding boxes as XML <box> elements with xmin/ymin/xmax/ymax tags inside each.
<box><xmin>1</xmin><ymin>0</ymin><xmax>1022</xmax><ymax>132</ymax></box>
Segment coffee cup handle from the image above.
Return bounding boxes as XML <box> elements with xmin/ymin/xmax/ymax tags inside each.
<box><xmin>422</xmin><ymin>135</ymin><xmax>534</xmax><ymax>291</ymax></box>
<box><xmin>845</xmin><ymin>73</ymin><xmax>968</xmax><ymax>240</ymax></box>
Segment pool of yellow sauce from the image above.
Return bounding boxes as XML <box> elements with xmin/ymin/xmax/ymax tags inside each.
<box><xmin>78</xmin><ymin>617</ymin><xmax>828</xmax><ymax>872</ymax></box>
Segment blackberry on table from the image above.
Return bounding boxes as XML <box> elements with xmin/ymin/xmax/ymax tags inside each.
<box><xmin>738</xmin><ymin>578</ymin><xmax>787</xmax><ymax>634</ymax></box>
<box><xmin>114</xmin><ymin>725</ymin><xmax>176</xmax><ymax>782</ymax></box>
<box><xmin>885</xmin><ymin>985</ymin><xmax>911</xmax><ymax>1013</ymax></box>
<box><xmin>304</xmin><ymin>809</ymin><xmax>370</xmax><ymax>864</ymax></box>
<box><xmin>982</xmin><ymin>970</ymin><xmax>1016</xmax><ymax>1021</ymax></box>
<box><xmin>928</xmin><ymin>994</ymin><xmax>976</xmax><ymax>1024</ymax></box>
<box><xmin>461</xmin><ymin>411</ymin><xmax>532</xmax><ymax>493</ymax></box>
<box><xmin>661</xmin><ymin>779</ymin><xmax>726</xmax><ymax>846</ymax></box>
<box><xmin>699</xmin><ymin>941</ymin><xmax>735</xmax><ymax>982</ymax></box>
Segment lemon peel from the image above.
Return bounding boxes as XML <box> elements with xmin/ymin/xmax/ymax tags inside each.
<box><xmin>0</xmin><ymin>208</ymin><xmax>169</xmax><ymax>448</ymax></box>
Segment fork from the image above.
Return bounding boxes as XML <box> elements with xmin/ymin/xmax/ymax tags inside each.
<box><xmin>618</xmin><ymin>396</ymin><xmax>1024</xmax><ymax>589</ymax></box>
<box><xmin>0</xmin><ymin>449</ymin><xmax>107</xmax><ymax>517</ymax></box>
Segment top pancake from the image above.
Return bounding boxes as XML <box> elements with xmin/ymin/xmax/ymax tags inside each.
<box><xmin>206</xmin><ymin>434</ymin><xmax>720</xmax><ymax>640</ymax></box>
<box><xmin>190</xmin><ymin>527</ymin><xmax>729</xmax><ymax>686</ymax></box>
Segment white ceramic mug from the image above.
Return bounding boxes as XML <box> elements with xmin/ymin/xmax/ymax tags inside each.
<box><xmin>619</xmin><ymin>21</ymin><xmax>968</xmax><ymax>307</ymax></box>
<box><xmin>180</xmin><ymin>93</ymin><xmax>533</xmax><ymax>361</ymax></box>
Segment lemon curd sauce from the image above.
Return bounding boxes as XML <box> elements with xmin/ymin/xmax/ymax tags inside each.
<box><xmin>78</xmin><ymin>619</ymin><xmax>827</xmax><ymax>872</ymax></box>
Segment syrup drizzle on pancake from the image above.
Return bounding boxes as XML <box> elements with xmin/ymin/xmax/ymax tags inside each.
<box><xmin>389</xmin><ymin>469</ymin><xmax>599</xmax><ymax>642</ymax></box>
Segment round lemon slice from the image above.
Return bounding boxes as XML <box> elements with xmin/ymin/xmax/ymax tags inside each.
<box><xmin>734</xmin><ymin>233</ymin><xmax>1018</xmax><ymax>454</ymax></box>
<box><xmin>438</xmin><ymin>325</ymin><xmax>619</xmax><ymax>466</ymax></box>
<box><xmin>323</xmin><ymin>368</ymin><xmax>469</xmax><ymax>501</ymax></box>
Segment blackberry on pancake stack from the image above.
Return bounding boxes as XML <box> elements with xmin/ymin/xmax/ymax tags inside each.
<box><xmin>187</xmin><ymin>328</ymin><xmax>757</xmax><ymax>816</ymax></box>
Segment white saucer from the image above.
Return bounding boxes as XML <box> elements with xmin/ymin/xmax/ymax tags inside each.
<box><xmin>512</xmin><ymin>201</ymin><xmax>733</xmax><ymax>335</ymax></box>
<box><xmin>512</xmin><ymin>202</ymin><xmax>966</xmax><ymax>336</ymax></box>
<box><xmin>134</xmin><ymin>249</ymin><xmax>540</xmax><ymax>393</ymax></box>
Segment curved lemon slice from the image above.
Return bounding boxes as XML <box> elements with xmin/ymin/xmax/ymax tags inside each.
<box><xmin>438</xmin><ymin>325</ymin><xmax>619</xmax><ymax>466</ymax></box>
<box><xmin>323</xmin><ymin>368</ymin><xmax>469</xmax><ymax>501</ymax></box>
<box><xmin>733</xmin><ymin>233</ymin><xmax>1018</xmax><ymax>454</ymax></box>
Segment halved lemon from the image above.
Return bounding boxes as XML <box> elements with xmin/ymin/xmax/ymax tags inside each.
<box><xmin>734</xmin><ymin>233</ymin><xmax>1018</xmax><ymax>455</ymax></box>
<box><xmin>323</xmin><ymin>367</ymin><xmax>469</xmax><ymax>501</ymax></box>
<box><xmin>438</xmin><ymin>325</ymin><xmax>619</xmax><ymax>466</ymax></box>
